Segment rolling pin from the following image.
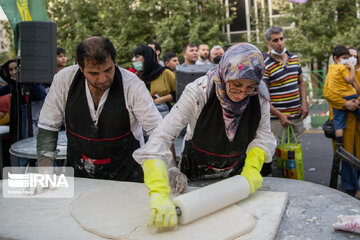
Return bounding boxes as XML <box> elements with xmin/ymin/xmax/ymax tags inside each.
<box><xmin>172</xmin><ymin>175</ymin><xmax>250</xmax><ymax>225</ymax></box>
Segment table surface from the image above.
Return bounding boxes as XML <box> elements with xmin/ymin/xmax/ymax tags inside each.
<box><xmin>0</xmin><ymin>177</ymin><xmax>359</xmax><ymax>240</ymax></box>
<box><xmin>0</xmin><ymin>125</ymin><xmax>9</xmax><ymax>135</ymax></box>
<box><xmin>9</xmin><ymin>130</ymin><xmax>67</xmax><ymax>159</ymax></box>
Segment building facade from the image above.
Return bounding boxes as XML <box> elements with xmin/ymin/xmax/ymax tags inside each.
<box><xmin>224</xmin><ymin>0</ymin><xmax>294</xmax><ymax>44</ymax></box>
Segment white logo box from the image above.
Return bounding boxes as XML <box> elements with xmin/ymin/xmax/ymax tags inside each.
<box><xmin>2</xmin><ymin>167</ymin><xmax>74</xmax><ymax>198</ymax></box>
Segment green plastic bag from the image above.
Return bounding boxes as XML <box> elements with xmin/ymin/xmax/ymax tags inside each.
<box><xmin>275</xmin><ymin>126</ymin><xmax>304</xmax><ymax>180</ymax></box>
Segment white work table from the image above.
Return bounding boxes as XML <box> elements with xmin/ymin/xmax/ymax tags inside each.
<box><xmin>0</xmin><ymin>177</ymin><xmax>359</xmax><ymax>239</ymax></box>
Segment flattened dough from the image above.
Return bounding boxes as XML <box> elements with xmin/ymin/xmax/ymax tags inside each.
<box><xmin>69</xmin><ymin>182</ymin><xmax>256</xmax><ymax>240</ymax></box>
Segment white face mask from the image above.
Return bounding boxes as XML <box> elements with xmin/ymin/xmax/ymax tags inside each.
<box><xmin>349</xmin><ymin>56</ymin><xmax>357</xmax><ymax>66</ymax></box>
<box><xmin>340</xmin><ymin>58</ymin><xmax>349</xmax><ymax>65</ymax></box>
<box><xmin>271</xmin><ymin>48</ymin><xmax>287</xmax><ymax>56</ymax></box>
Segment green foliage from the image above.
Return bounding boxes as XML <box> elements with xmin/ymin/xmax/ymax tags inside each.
<box><xmin>281</xmin><ymin>0</ymin><xmax>360</xmax><ymax>67</ymax></box>
<box><xmin>47</xmin><ymin>0</ymin><xmax>231</xmax><ymax>68</ymax></box>
<box><xmin>2</xmin><ymin>20</ymin><xmax>15</xmax><ymax>60</ymax></box>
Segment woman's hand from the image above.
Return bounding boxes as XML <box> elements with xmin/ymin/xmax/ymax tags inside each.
<box><xmin>153</xmin><ymin>94</ymin><xmax>173</xmax><ymax>104</ymax></box>
<box><xmin>344</xmin><ymin>99</ymin><xmax>358</xmax><ymax>111</ymax></box>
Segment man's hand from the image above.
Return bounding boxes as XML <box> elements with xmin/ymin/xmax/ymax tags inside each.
<box><xmin>23</xmin><ymin>163</ymin><xmax>55</xmax><ymax>196</ymax></box>
<box><xmin>279</xmin><ymin>113</ymin><xmax>294</xmax><ymax>127</ymax></box>
<box><xmin>299</xmin><ymin>103</ymin><xmax>309</xmax><ymax>120</ymax></box>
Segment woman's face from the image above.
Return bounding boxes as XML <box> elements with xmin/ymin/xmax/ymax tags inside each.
<box><xmin>349</xmin><ymin>49</ymin><xmax>358</xmax><ymax>65</ymax></box>
<box><xmin>349</xmin><ymin>49</ymin><xmax>358</xmax><ymax>59</ymax></box>
<box><xmin>8</xmin><ymin>61</ymin><xmax>17</xmax><ymax>80</ymax></box>
<box><xmin>132</xmin><ymin>55</ymin><xmax>144</xmax><ymax>64</ymax></box>
<box><xmin>132</xmin><ymin>55</ymin><xmax>144</xmax><ymax>72</ymax></box>
<box><xmin>225</xmin><ymin>78</ymin><xmax>257</xmax><ymax>102</ymax></box>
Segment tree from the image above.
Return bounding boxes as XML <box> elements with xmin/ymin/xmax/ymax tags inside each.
<box><xmin>282</xmin><ymin>0</ymin><xmax>360</xmax><ymax>69</ymax></box>
<box><xmin>47</xmin><ymin>0</ymin><xmax>232</xmax><ymax>68</ymax></box>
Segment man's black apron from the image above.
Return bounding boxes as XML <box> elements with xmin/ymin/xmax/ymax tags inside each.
<box><xmin>65</xmin><ymin>68</ymin><xmax>143</xmax><ymax>182</ymax></box>
<box><xmin>180</xmin><ymin>84</ymin><xmax>261</xmax><ymax>180</ymax></box>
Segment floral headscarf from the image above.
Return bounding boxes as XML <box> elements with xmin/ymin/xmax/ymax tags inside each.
<box><xmin>207</xmin><ymin>43</ymin><xmax>269</xmax><ymax>141</ymax></box>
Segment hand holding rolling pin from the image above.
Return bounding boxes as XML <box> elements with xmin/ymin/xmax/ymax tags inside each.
<box><xmin>168</xmin><ymin>167</ymin><xmax>188</xmax><ymax>195</ymax></box>
<box><xmin>240</xmin><ymin>147</ymin><xmax>266</xmax><ymax>194</ymax></box>
<box><xmin>142</xmin><ymin>159</ymin><xmax>177</xmax><ymax>231</ymax></box>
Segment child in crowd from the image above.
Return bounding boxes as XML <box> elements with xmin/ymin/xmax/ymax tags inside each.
<box><xmin>56</xmin><ymin>47</ymin><xmax>67</xmax><ymax>72</ymax></box>
<box><xmin>326</xmin><ymin>44</ymin><xmax>360</xmax><ymax>144</ymax></box>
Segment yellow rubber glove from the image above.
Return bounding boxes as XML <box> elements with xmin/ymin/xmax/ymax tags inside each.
<box><xmin>143</xmin><ymin>159</ymin><xmax>177</xmax><ymax>231</ymax></box>
<box><xmin>241</xmin><ymin>147</ymin><xmax>266</xmax><ymax>194</ymax></box>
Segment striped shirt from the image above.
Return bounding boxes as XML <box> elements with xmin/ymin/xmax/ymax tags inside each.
<box><xmin>263</xmin><ymin>52</ymin><xmax>302</xmax><ymax>118</ymax></box>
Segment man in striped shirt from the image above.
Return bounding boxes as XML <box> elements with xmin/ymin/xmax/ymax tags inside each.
<box><xmin>263</xmin><ymin>26</ymin><xmax>309</xmax><ymax>144</ymax></box>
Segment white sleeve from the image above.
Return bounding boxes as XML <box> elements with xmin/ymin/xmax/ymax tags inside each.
<box><xmin>38</xmin><ymin>66</ymin><xmax>75</xmax><ymax>131</ymax></box>
<box><xmin>246</xmin><ymin>96</ymin><xmax>276</xmax><ymax>163</ymax></box>
<box><xmin>124</xmin><ymin>71</ymin><xmax>162</xmax><ymax>136</ymax></box>
<box><xmin>133</xmin><ymin>81</ymin><xmax>204</xmax><ymax>166</ymax></box>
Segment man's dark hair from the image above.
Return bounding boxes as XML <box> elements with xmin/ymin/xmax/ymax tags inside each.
<box><xmin>76</xmin><ymin>36</ymin><xmax>116</xmax><ymax>68</ymax></box>
<box><xmin>148</xmin><ymin>41</ymin><xmax>162</xmax><ymax>54</ymax></box>
<box><xmin>333</xmin><ymin>45</ymin><xmax>349</xmax><ymax>59</ymax></box>
<box><xmin>163</xmin><ymin>52</ymin><xmax>177</xmax><ymax>63</ymax></box>
<box><xmin>198</xmin><ymin>43</ymin><xmax>208</xmax><ymax>49</ymax></box>
<box><xmin>265</xmin><ymin>26</ymin><xmax>284</xmax><ymax>41</ymax></box>
<box><xmin>57</xmin><ymin>47</ymin><xmax>66</xmax><ymax>56</ymax></box>
<box><xmin>183</xmin><ymin>43</ymin><xmax>197</xmax><ymax>53</ymax></box>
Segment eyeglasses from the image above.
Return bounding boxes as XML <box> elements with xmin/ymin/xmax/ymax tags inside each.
<box><xmin>228</xmin><ymin>88</ymin><xmax>257</xmax><ymax>95</ymax></box>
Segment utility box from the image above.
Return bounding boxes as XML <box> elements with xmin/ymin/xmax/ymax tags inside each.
<box><xmin>175</xmin><ymin>64</ymin><xmax>215</xmax><ymax>101</ymax></box>
<box><xmin>18</xmin><ymin>21</ymin><xmax>57</xmax><ymax>84</ymax></box>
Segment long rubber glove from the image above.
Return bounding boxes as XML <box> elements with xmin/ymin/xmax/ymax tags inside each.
<box><xmin>143</xmin><ymin>159</ymin><xmax>177</xmax><ymax>231</ymax></box>
<box><xmin>241</xmin><ymin>147</ymin><xmax>266</xmax><ymax>194</ymax></box>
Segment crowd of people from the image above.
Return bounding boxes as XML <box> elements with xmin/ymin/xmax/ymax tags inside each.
<box><xmin>0</xmin><ymin>26</ymin><xmax>360</xmax><ymax>230</ymax></box>
<box><xmin>0</xmin><ymin>48</ymin><xmax>67</xmax><ymax>167</ymax></box>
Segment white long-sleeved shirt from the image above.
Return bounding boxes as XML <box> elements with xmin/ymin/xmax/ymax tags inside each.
<box><xmin>133</xmin><ymin>75</ymin><xmax>276</xmax><ymax>166</ymax></box>
<box><xmin>38</xmin><ymin>65</ymin><xmax>162</xmax><ymax>146</ymax></box>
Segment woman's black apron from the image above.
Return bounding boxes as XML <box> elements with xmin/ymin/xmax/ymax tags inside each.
<box><xmin>180</xmin><ymin>84</ymin><xmax>261</xmax><ymax>180</ymax></box>
<box><xmin>64</xmin><ymin>68</ymin><xmax>143</xmax><ymax>182</ymax></box>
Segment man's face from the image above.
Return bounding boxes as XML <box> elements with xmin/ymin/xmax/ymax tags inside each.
<box><xmin>267</xmin><ymin>32</ymin><xmax>285</xmax><ymax>54</ymax></box>
<box><xmin>57</xmin><ymin>53</ymin><xmax>67</xmax><ymax>68</ymax></box>
<box><xmin>80</xmin><ymin>56</ymin><xmax>115</xmax><ymax>93</ymax></box>
<box><xmin>148</xmin><ymin>44</ymin><xmax>160</xmax><ymax>57</ymax></box>
<box><xmin>199</xmin><ymin>44</ymin><xmax>209</xmax><ymax>60</ymax></box>
<box><xmin>184</xmin><ymin>46</ymin><xmax>199</xmax><ymax>64</ymax></box>
<box><xmin>165</xmin><ymin>57</ymin><xmax>179</xmax><ymax>71</ymax></box>
<box><xmin>210</xmin><ymin>48</ymin><xmax>224</xmax><ymax>62</ymax></box>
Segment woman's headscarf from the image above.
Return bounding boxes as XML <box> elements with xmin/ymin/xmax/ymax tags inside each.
<box><xmin>132</xmin><ymin>45</ymin><xmax>165</xmax><ymax>83</ymax></box>
<box><xmin>207</xmin><ymin>43</ymin><xmax>269</xmax><ymax>141</ymax></box>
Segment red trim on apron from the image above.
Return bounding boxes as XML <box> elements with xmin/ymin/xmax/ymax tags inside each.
<box><xmin>191</xmin><ymin>141</ymin><xmax>243</xmax><ymax>158</ymax></box>
<box><xmin>82</xmin><ymin>155</ymin><xmax>111</xmax><ymax>165</ymax></box>
<box><xmin>67</xmin><ymin>129</ymin><xmax>131</xmax><ymax>141</ymax></box>
<box><xmin>208</xmin><ymin>161</ymin><xmax>239</xmax><ymax>171</ymax></box>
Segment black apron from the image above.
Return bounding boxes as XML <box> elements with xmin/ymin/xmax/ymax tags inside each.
<box><xmin>180</xmin><ymin>84</ymin><xmax>261</xmax><ymax>180</ymax></box>
<box><xmin>65</xmin><ymin>68</ymin><xmax>143</xmax><ymax>182</ymax></box>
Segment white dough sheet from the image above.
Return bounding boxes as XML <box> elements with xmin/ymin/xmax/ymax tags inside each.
<box><xmin>69</xmin><ymin>182</ymin><xmax>288</xmax><ymax>240</ymax></box>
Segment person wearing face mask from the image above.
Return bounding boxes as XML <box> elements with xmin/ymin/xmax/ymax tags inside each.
<box><xmin>325</xmin><ymin>45</ymin><xmax>360</xmax><ymax>142</ymax></box>
<box><xmin>263</xmin><ymin>26</ymin><xmax>309</xmax><ymax>176</ymax></box>
<box><xmin>323</xmin><ymin>45</ymin><xmax>360</xmax><ymax>198</ymax></box>
<box><xmin>133</xmin><ymin>43</ymin><xmax>276</xmax><ymax>230</ymax></box>
<box><xmin>348</xmin><ymin>46</ymin><xmax>360</xmax><ymax>89</ymax></box>
<box><xmin>132</xmin><ymin>45</ymin><xmax>176</xmax><ymax>114</ymax></box>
